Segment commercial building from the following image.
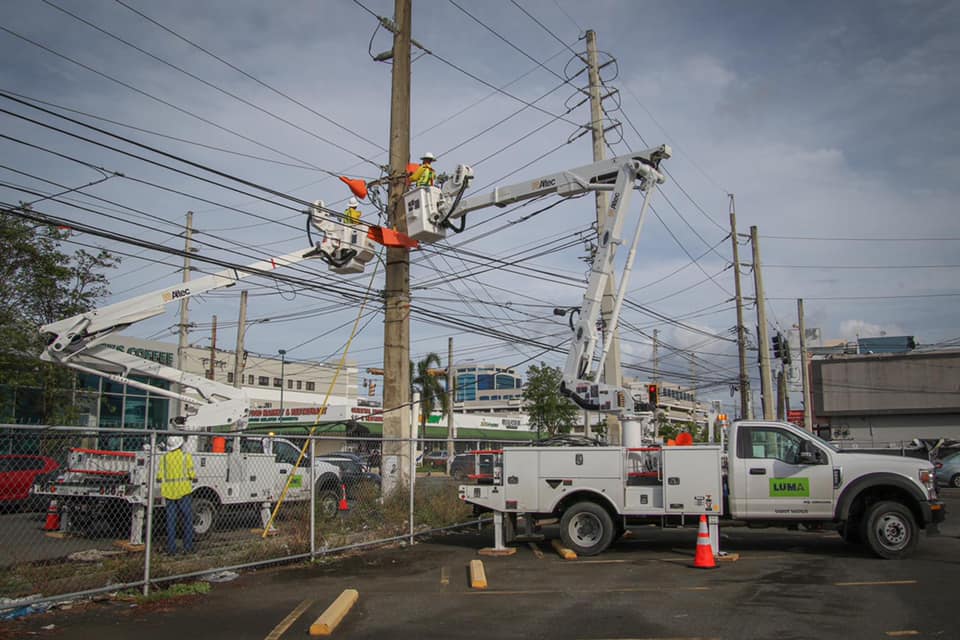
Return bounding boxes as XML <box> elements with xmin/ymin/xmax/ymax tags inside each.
<box><xmin>451</xmin><ymin>363</ymin><xmax>524</xmax><ymax>414</ymax></box>
<box><xmin>811</xmin><ymin>349</ymin><xmax>960</xmax><ymax>443</ymax></box>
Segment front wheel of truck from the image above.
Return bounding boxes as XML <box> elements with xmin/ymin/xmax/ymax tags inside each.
<box><xmin>863</xmin><ymin>500</ymin><xmax>917</xmax><ymax>559</ymax></box>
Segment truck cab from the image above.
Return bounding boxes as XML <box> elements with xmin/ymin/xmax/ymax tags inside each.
<box><xmin>725</xmin><ymin>420</ymin><xmax>944</xmax><ymax>558</ymax></box>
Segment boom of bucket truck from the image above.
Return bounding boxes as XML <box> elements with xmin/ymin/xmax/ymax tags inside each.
<box><xmin>404</xmin><ymin>144</ymin><xmax>671</xmax><ymax>422</ymax></box>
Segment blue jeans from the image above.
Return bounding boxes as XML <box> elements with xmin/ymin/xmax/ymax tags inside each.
<box><xmin>165</xmin><ymin>494</ymin><xmax>194</xmax><ymax>554</ymax></box>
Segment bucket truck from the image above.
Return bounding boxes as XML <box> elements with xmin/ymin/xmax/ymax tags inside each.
<box><xmin>34</xmin><ymin>249</ymin><xmax>345</xmax><ymax>544</ymax></box>
<box><xmin>401</xmin><ymin>147</ymin><xmax>943</xmax><ymax>559</ymax></box>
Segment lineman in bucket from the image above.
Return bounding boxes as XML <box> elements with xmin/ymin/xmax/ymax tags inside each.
<box><xmin>157</xmin><ymin>435</ymin><xmax>197</xmax><ymax>554</ymax></box>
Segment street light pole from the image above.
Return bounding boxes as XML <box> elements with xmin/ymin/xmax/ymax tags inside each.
<box><xmin>278</xmin><ymin>349</ymin><xmax>286</xmax><ymax>423</ymax></box>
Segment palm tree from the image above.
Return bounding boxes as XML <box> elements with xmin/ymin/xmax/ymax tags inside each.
<box><xmin>410</xmin><ymin>353</ymin><xmax>448</xmax><ymax>440</ymax></box>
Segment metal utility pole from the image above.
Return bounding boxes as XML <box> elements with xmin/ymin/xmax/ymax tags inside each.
<box><xmin>208</xmin><ymin>315</ymin><xmax>217</xmax><ymax>380</ymax></box>
<box><xmin>446</xmin><ymin>337</ymin><xmax>454</xmax><ymax>475</ymax></box>
<box><xmin>176</xmin><ymin>212</ymin><xmax>193</xmax><ymax>417</ymax></box>
<box><xmin>586</xmin><ymin>29</ymin><xmax>622</xmax><ymax>444</ymax></box>
<box><xmin>798</xmin><ymin>298</ymin><xmax>813</xmax><ymax>432</ymax></box>
<box><xmin>751</xmin><ymin>225</ymin><xmax>774</xmax><ymax>420</ymax></box>
<box><xmin>233</xmin><ymin>290</ymin><xmax>247</xmax><ymax>389</ymax></box>
<box><xmin>652</xmin><ymin>329</ymin><xmax>659</xmax><ymax>383</ymax></box>
<box><xmin>382</xmin><ymin>0</ymin><xmax>412</xmax><ymax>495</ymax></box>
<box><xmin>729</xmin><ymin>199</ymin><xmax>751</xmax><ymax>419</ymax></box>
<box><xmin>776</xmin><ymin>369</ymin><xmax>786</xmax><ymax>420</ymax></box>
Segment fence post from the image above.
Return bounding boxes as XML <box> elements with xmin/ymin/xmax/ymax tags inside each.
<box><xmin>142</xmin><ymin>430</ymin><xmax>157</xmax><ymax>597</ymax></box>
<box><xmin>310</xmin><ymin>436</ymin><xmax>316</xmax><ymax>559</ymax></box>
<box><xmin>409</xmin><ymin>435</ymin><xmax>416</xmax><ymax>545</ymax></box>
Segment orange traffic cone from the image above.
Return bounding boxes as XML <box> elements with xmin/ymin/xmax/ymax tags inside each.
<box><xmin>44</xmin><ymin>500</ymin><xmax>60</xmax><ymax>531</ymax></box>
<box><xmin>692</xmin><ymin>514</ymin><xmax>716</xmax><ymax>569</ymax></box>
<box><xmin>339</xmin><ymin>176</ymin><xmax>368</xmax><ymax>200</ymax></box>
<box><xmin>338</xmin><ymin>484</ymin><xmax>349</xmax><ymax>512</ymax></box>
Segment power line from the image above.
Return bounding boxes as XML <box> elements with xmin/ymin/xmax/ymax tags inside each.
<box><xmin>113</xmin><ymin>0</ymin><xmax>387</xmax><ymax>154</ymax></box>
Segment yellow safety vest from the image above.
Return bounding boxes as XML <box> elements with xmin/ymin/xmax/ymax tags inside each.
<box><xmin>157</xmin><ymin>449</ymin><xmax>196</xmax><ymax>500</ymax></box>
<box><xmin>344</xmin><ymin>206</ymin><xmax>361</xmax><ymax>225</ymax></box>
<box><xmin>411</xmin><ymin>164</ymin><xmax>435</xmax><ymax>187</ymax></box>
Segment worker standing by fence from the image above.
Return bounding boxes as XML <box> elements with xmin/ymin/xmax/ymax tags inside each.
<box><xmin>157</xmin><ymin>436</ymin><xmax>196</xmax><ymax>554</ymax></box>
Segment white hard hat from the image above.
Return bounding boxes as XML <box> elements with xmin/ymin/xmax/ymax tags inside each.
<box><xmin>166</xmin><ymin>436</ymin><xmax>184</xmax><ymax>451</ymax></box>
<box><xmin>420</xmin><ymin>152</ymin><xmax>435</xmax><ymax>162</ymax></box>
<box><xmin>348</xmin><ymin>197</ymin><xmax>359</xmax><ymax>208</ymax></box>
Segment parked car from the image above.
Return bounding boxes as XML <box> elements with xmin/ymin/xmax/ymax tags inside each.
<box><xmin>0</xmin><ymin>454</ymin><xmax>59</xmax><ymax>510</ymax></box>
<box><xmin>421</xmin><ymin>450</ymin><xmax>450</xmax><ymax>469</ymax></box>
<box><xmin>450</xmin><ymin>452</ymin><xmax>494</xmax><ymax>482</ymax></box>
<box><xmin>936</xmin><ymin>452</ymin><xmax>960</xmax><ymax>488</ymax></box>
<box><xmin>317</xmin><ymin>454</ymin><xmax>381</xmax><ymax>500</ymax></box>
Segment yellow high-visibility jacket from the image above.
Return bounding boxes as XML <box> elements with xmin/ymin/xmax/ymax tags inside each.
<box><xmin>157</xmin><ymin>449</ymin><xmax>196</xmax><ymax>500</ymax></box>
<box><xmin>410</xmin><ymin>164</ymin><xmax>435</xmax><ymax>187</ymax></box>
<box><xmin>343</xmin><ymin>206</ymin><xmax>361</xmax><ymax>225</ymax></box>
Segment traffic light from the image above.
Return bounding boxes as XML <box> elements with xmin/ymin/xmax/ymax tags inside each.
<box><xmin>781</xmin><ymin>340</ymin><xmax>792</xmax><ymax>365</ymax></box>
<box><xmin>647</xmin><ymin>383</ymin><xmax>658</xmax><ymax>407</ymax></box>
<box><xmin>772</xmin><ymin>333</ymin><xmax>782</xmax><ymax>360</ymax></box>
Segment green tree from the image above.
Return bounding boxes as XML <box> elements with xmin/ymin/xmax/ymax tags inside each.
<box><xmin>410</xmin><ymin>352</ymin><xmax>448</xmax><ymax>439</ymax></box>
<box><xmin>0</xmin><ymin>210</ymin><xmax>119</xmax><ymax>423</ymax></box>
<box><xmin>523</xmin><ymin>362</ymin><xmax>579</xmax><ymax>439</ymax></box>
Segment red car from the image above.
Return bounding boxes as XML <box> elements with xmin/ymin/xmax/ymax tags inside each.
<box><xmin>0</xmin><ymin>455</ymin><xmax>60</xmax><ymax>509</ymax></box>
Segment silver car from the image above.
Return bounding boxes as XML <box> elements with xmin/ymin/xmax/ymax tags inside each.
<box><xmin>936</xmin><ymin>452</ymin><xmax>960</xmax><ymax>488</ymax></box>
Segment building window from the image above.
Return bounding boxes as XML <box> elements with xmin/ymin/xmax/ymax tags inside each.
<box><xmin>297</xmin><ymin>380</ymin><xmax>302</xmax><ymax>390</ymax></box>
<box><xmin>227</xmin><ymin>372</ymin><xmax>234</xmax><ymax>383</ymax></box>
<box><xmin>306</xmin><ymin>381</ymin><xmax>316</xmax><ymax>391</ymax></box>
<box><xmin>258</xmin><ymin>376</ymin><xmax>269</xmax><ymax>386</ymax></box>
<box><xmin>287</xmin><ymin>379</ymin><xmax>293</xmax><ymax>389</ymax></box>
<box><xmin>248</xmin><ymin>374</ymin><xmax>254</xmax><ymax>385</ymax></box>
<box><xmin>273</xmin><ymin>378</ymin><xmax>282</xmax><ymax>388</ymax></box>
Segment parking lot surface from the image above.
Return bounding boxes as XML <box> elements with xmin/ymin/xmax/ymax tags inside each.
<box><xmin>3</xmin><ymin>488</ymin><xmax>959</xmax><ymax>640</ymax></box>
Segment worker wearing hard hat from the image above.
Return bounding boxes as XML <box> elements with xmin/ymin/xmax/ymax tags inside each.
<box><xmin>410</xmin><ymin>152</ymin><xmax>437</xmax><ymax>187</ymax></box>
<box><xmin>344</xmin><ymin>198</ymin><xmax>361</xmax><ymax>225</ymax></box>
<box><xmin>157</xmin><ymin>435</ymin><xmax>197</xmax><ymax>554</ymax></box>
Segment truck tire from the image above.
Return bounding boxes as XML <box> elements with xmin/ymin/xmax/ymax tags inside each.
<box><xmin>192</xmin><ymin>497</ymin><xmax>218</xmax><ymax>536</ymax></box>
<box><xmin>316</xmin><ymin>487</ymin><xmax>340</xmax><ymax>520</ymax></box>
<box><xmin>559</xmin><ymin>501</ymin><xmax>615</xmax><ymax>556</ymax></box>
<box><xmin>951</xmin><ymin>474</ymin><xmax>960</xmax><ymax>489</ymax></box>
<box><xmin>863</xmin><ymin>500</ymin><xmax>917</xmax><ymax>559</ymax></box>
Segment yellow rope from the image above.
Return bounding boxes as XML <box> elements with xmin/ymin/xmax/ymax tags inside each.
<box><xmin>262</xmin><ymin>257</ymin><xmax>381</xmax><ymax>537</ymax></box>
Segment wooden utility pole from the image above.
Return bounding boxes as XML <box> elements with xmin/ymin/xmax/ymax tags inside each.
<box><xmin>381</xmin><ymin>0</ymin><xmax>412</xmax><ymax>495</ymax></box>
<box><xmin>176</xmin><ymin>212</ymin><xmax>193</xmax><ymax>417</ymax></box>
<box><xmin>208</xmin><ymin>315</ymin><xmax>217</xmax><ymax>380</ymax></box>
<box><xmin>798</xmin><ymin>298</ymin><xmax>813</xmax><ymax>431</ymax></box>
<box><xmin>729</xmin><ymin>199</ymin><xmax>751</xmax><ymax>419</ymax></box>
<box><xmin>586</xmin><ymin>30</ymin><xmax>622</xmax><ymax>444</ymax></box>
<box><xmin>233</xmin><ymin>290</ymin><xmax>248</xmax><ymax>388</ymax></box>
<box><xmin>751</xmin><ymin>226</ymin><xmax>774</xmax><ymax>420</ymax></box>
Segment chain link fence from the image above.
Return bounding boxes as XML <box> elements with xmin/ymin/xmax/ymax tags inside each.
<box><xmin>0</xmin><ymin>425</ymin><xmax>513</xmax><ymax>612</ymax></box>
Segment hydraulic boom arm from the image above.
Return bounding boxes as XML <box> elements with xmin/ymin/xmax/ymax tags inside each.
<box><xmin>41</xmin><ymin>248</ymin><xmax>323</xmax><ymax>431</ymax></box>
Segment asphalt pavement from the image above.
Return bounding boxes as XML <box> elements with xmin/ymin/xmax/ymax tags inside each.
<box><xmin>3</xmin><ymin>488</ymin><xmax>959</xmax><ymax>640</ymax></box>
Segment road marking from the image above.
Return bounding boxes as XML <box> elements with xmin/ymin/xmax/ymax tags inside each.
<box><xmin>834</xmin><ymin>580</ymin><xmax>917</xmax><ymax>587</ymax></box>
<box><xmin>581</xmin><ymin>637</ymin><xmax>720</xmax><ymax>640</ymax></box>
<box><xmin>885</xmin><ymin>631</ymin><xmax>920</xmax><ymax>637</ymax></box>
<box><xmin>264</xmin><ymin>599</ymin><xmax>313</xmax><ymax>640</ymax></box>
<box><xmin>440</xmin><ymin>566</ymin><xmax>449</xmax><ymax>586</ymax></box>
<box><xmin>466</xmin><ymin>586</ymin><xmax>711</xmax><ymax>596</ymax></box>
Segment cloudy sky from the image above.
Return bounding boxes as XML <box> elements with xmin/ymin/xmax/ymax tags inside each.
<box><xmin>2</xmin><ymin>0</ymin><xmax>958</xmax><ymax>416</ymax></box>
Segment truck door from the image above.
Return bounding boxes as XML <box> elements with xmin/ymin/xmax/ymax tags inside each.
<box><xmin>271</xmin><ymin>439</ymin><xmax>310</xmax><ymax>500</ymax></box>
<box><xmin>737</xmin><ymin>425</ymin><xmax>834</xmax><ymax>519</ymax></box>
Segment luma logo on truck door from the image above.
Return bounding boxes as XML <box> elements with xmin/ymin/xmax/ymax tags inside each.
<box><xmin>769</xmin><ymin>478</ymin><xmax>810</xmax><ymax>497</ymax></box>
